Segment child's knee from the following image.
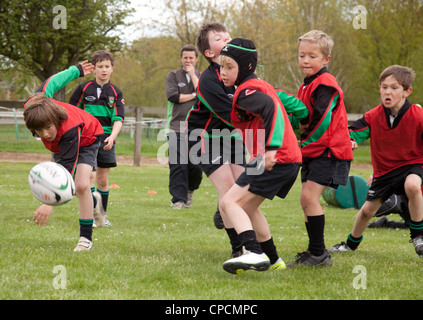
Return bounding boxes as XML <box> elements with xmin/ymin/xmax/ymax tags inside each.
<box><xmin>75</xmin><ymin>181</ymin><xmax>90</xmax><ymax>196</ymax></box>
<box><xmin>300</xmin><ymin>192</ymin><xmax>318</xmax><ymax>210</ymax></box>
<box><xmin>220</xmin><ymin>195</ymin><xmax>230</xmax><ymax>213</ymax></box>
<box><xmin>405</xmin><ymin>178</ymin><xmax>422</xmax><ymax>198</ymax></box>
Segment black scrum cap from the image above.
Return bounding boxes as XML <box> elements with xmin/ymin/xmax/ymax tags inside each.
<box><xmin>220</xmin><ymin>38</ymin><xmax>257</xmax><ymax>85</ymax></box>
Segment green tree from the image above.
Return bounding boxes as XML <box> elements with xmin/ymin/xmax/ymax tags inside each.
<box><xmin>350</xmin><ymin>0</ymin><xmax>423</xmax><ymax>111</ymax></box>
<box><xmin>113</xmin><ymin>37</ymin><xmax>181</xmax><ymax>108</ymax></box>
<box><xmin>0</xmin><ymin>0</ymin><xmax>133</xmax><ymax>101</ymax></box>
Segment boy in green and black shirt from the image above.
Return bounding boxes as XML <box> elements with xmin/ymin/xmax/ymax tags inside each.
<box><xmin>69</xmin><ymin>50</ymin><xmax>125</xmax><ymax>227</ymax></box>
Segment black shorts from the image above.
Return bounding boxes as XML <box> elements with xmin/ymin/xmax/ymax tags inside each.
<box><xmin>96</xmin><ymin>134</ymin><xmax>117</xmax><ymax>168</ymax></box>
<box><xmin>53</xmin><ymin>140</ymin><xmax>100</xmax><ymax>169</ymax></box>
<box><xmin>367</xmin><ymin>164</ymin><xmax>423</xmax><ymax>202</ymax></box>
<box><xmin>188</xmin><ymin>136</ymin><xmax>246</xmax><ymax>177</ymax></box>
<box><xmin>236</xmin><ymin>162</ymin><xmax>300</xmax><ymax>200</ymax></box>
<box><xmin>301</xmin><ymin>157</ymin><xmax>351</xmax><ymax>189</ymax></box>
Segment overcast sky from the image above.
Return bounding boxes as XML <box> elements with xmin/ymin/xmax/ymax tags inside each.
<box><xmin>119</xmin><ymin>0</ymin><xmax>167</xmax><ymax>43</ymax></box>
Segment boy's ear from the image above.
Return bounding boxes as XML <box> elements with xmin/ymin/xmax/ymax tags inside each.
<box><xmin>204</xmin><ymin>49</ymin><xmax>214</xmax><ymax>59</ymax></box>
<box><xmin>404</xmin><ymin>86</ymin><xmax>412</xmax><ymax>97</ymax></box>
<box><xmin>323</xmin><ymin>55</ymin><xmax>331</xmax><ymax>66</ymax></box>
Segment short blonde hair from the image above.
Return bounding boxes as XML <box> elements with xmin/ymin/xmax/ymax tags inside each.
<box><xmin>219</xmin><ymin>55</ymin><xmax>235</xmax><ymax>67</ymax></box>
<box><xmin>298</xmin><ymin>30</ymin><xmax>334</xmax><ymax>57</ymax></box>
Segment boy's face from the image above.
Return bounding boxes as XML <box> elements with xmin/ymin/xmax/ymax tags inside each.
<box><xmin>94</xmin><ymin>59</ymin><xmax>114</xmax><ymax>84</ymax></box>
<box><xmin>379</xmin><ymin>75</ymin><xmax>412</xmax><ymax>113</ymax></box>
<box><xmin>35</xmin><ymin>123</ymin><xmax>58</xmax><ymax>142</ymax></box>
<box><xmin>298</xmin><ymin>40</ymin><xmax>330</xmax><ymax>77</ymax></box>
<box><xmin>205</xmin><ymin>30</ymin><xmax>231</xmax><ymax>63</ymax></box>
<box><xmin>181</xmin><ymin>50</ymin><xmax>197</xmax><ymax>71</ymax></box>
<box><xmin>220</xmin><ymin>57</ymin><xmax>239</xmax><ymax>87</ymax></box>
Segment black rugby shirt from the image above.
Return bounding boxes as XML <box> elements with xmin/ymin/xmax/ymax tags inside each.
<box><xmin>69</xmin><ymin>80</ymin><xmax>124</xmax><ymax>135</ymax></box>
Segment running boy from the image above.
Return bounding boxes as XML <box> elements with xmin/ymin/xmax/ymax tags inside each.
<box><xmin>330</xmin><ymin>65</ymin><xmax>423</xmax><ymax>257</ymax></box>
<box><xmin>186</xmin><ymin>22</ymin><xmax>246</xmax><ymax>257</ymax></box>
<box><xmin>219</xmin><ymin>38</ymin><xmax>302</xmax><ymax>274</ymax></box>
<box><xmin>23</xmin><ymin>61</ymin><xmax>104</xmax><ymax>251</ymax></box>
<box><xmin>289</xmin><ymin>30</ymin><xmax>353</xmax><ymax>267</ymax></box>
<box><xmin>69</xmin><ymin>50</ymin><xmax>125</xmax><ymax>227</ymax></box>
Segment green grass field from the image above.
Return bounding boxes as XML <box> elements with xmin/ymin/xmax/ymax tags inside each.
<box><xmin>0</xmin><ymin>124</ymin><xmax>163</xmax><ymax>158</ymax></box>
<box><xmin>1</xmin><ymin>160</ymin><xmax>422</xmax><ymax>301</ymax></box>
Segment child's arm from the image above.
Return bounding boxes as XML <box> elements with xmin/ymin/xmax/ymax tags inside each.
<box><xmin>348</xmin><ymin>116</ymin><xmax>370</xmax><ymax>145</ymax></box>
<box><xmin>110</xmin><ymin>89</ymin><xmax>125</xmax><ymax>125</ymax></box>
<box><xmin>37</xmin><ymin>61</ymin><xmax>94</xmax><ymax>98</ymax></box>
<box><xmin>103</xmin><ymin>89</ymin><xmax>125</xmax><ymax>150</ymax></box>
<box><xmin>104</xmin><ymin>121</ymin><xmax>122</xmax><ymax>150</ymax></box>
<box><xmin>57</xmin><ymin>126</ymin><xmax>82</xmax><ymax>176</ymax></box>
<box><xmin>276</xmin><ymin>89</ymin><xmax>309</xmax><ymax>129</ymax></box>
<box><xmin>198</xmin><ymin>72</ymin><xmax>234</xmax><ymax>127</ymax></box>
<box><xmin>301</xmin><ymin>85</ymin><xmax>338</xmax><ymax>144</ymax></box>
<box><xmin>236</xmin><ymin>89</ymin><xmax>284</xmax><ymax>150</ymax></box>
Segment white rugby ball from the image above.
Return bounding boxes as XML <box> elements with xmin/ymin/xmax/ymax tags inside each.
<box><xmin>28</xmin><ymin>162</ymin><xmax>75</xmax><ymax>206</ymax></box>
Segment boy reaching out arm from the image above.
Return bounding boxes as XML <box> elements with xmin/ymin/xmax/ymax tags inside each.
<box><xmin>24</xmin><ymin>62</ymin><xmax>105</xmax><ymax>251</ymax></box>
<box><xmin>330</xmin><ymin>65</ymin><xmax>423</xmax><ymax>257</ymax></box>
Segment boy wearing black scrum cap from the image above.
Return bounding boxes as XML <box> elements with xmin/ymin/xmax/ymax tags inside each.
<box><xmin>219</xmin><ymin>38</ymin><xmax>302</xmax><ymax>274</ymax></box>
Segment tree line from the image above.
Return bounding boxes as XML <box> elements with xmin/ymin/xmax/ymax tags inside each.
<box><xmin>1</xmin><ymin>0</ymin><xmax>422</xmax><ymax>113</ymax></box>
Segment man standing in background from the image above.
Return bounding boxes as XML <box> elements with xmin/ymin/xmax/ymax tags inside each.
<box><xmin>165</xmin><ymin>45</ymin><xmax>203</xmax><ymax>209</ymax></box>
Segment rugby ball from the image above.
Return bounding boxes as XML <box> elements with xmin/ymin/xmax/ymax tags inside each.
<box><xmin>28</xmin><ymin>162</ymin><xmax>75</xmax><ymax>206</ymax></box>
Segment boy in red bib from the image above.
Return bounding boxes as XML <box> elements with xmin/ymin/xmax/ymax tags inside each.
<box><xmin>23</xmin><ymin>62</ymin><xmax>104</xmax><ymax>251</ymax></box>
<box><xmin>289</xmin><ymin>30</ymin><xmax>352</xmax><ymax>267</ymax></box>
<box><xmin>219</xmin><ymin>38</ymin><xmax>302</xmax><ymax>274</ymax></box>
<box><xmin>330</xmin><ymin>65</ymin><xmax>423</xmax><ymax>257</ymax></box>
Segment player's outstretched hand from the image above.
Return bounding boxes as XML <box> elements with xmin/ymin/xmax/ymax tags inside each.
<box><xmin>80</xmin><ymin>60</ymin><xmax>95</xmax><ymax>77</ymax></box>
<box><xmin>351</xmin><ymin>140</ymin><xmax>359</xmax><ymax>151</ymax></box>
<box><xmin>33</xmin><ymin>204</ymin><xmax>53</xmax><ymax>226</ymax></box>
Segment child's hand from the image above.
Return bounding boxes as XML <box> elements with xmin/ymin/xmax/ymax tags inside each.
<box><xmin>33</xmin><ymin>204</ymin><xmax>53</xmax><ymax>226</ymax></box>
<box><xmin>80</xmin><ymin>60</ymin><xmax>95</xmax><ymax>76</ymax></box>
<box><xmin>264</xmin><ymin>150</ymin><xmax>277</xmax><ymax>171</ymax></box>
<box><xmin>367</xmin><ymin>174</ymin><xmax>373</xmax><ymax>186</ymax></box>
<box><xmin>103</xmin><ymin>136</ymin><xmax>114</xmax><ymax>150</ymax></box>
<box><xmin>299</xmin><ymin>123</ymin><xmax>309</xmax><ymax>132</ymax></box>
<box><xmin>351</xmin><ymin>140</ymin><xmax>358</xmax><ymax>151</ymax></box>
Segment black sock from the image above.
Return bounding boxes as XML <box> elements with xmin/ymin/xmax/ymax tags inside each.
<box><xmin>238</xmin><ymin>230</ymin><xmax>262</xmax><ymax>254</ymax></box>
<box><xmin>79</xmin><ymin>219</ymin><xmax>93</xmax><ymax>241</ymax></box>
<box><xmin>305</xmin><ymin>221</ymin><xmax>310</xmax><ymax>250</ymax></box>
<box><xmin>225</xmin><ymin>228</ymin><xmax>242</xmax><ymax>254</ymax></box>
<box><xmin>260</xmin><ymin>237</ymin><xmax>279</xmax><ymax>264</ymax></box>
<box><xmin>98</xmin><ymin>188</ymin><xmax>109</xmax><ymax>212</ymax></box>
<box><xmin>91</xmin><ymin>186</ymin><xmax>97</xmax><ymax>208</ymax></box>
<box><xmin>307</xmin><ymin>215</ymin><xmax>325</xmax><ymax>256</ymax></box>
<box><xmin>409</xmin><ymin>219</ymin><xmax>423</xmax><ymax>239</ymax></box>
<box><xmin>346</xmin><ymin>233</ymin><xmax>363</xmax><ymax>250</ymax></box>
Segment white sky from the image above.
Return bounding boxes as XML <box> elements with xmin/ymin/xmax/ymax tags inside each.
<box><xmin>119</xmin><ymin>0</ymin><xmax>168</xmax><ymax>43</ymax></box>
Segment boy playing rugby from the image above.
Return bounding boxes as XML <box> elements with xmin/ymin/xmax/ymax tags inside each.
<box><xmin>70</xmin><ymin>51</ymin><xmax>125</xmax><ymax>227</ymax></box>
<box><xmin>24</xmin><ymin>61</ymin><xmax>104</xmax><ymax>251</ymax></box>
<box><xmin>219</xmin><ymin>38</ymin><xmax>302</xmax><ymax>274</ymax></box>
<box><xmin>288</xmin><ymin>30</ymin><xmax>353</xmax><ymax>267</ymax></box>
<box><xmin>330</xmin><ymin>65</ymin><xmax>423</xmax><ymax>257</ymax></box>
<box><xmin>186</xmin><ymin>22</ymin><xmax>246</xmax><ymax>257</ymax></box>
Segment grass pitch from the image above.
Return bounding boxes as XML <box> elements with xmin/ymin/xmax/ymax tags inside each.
<box><xmin>0</xmin><ymin>161</ymin><xmax>422</xmax><ymax>301</ymax></box>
